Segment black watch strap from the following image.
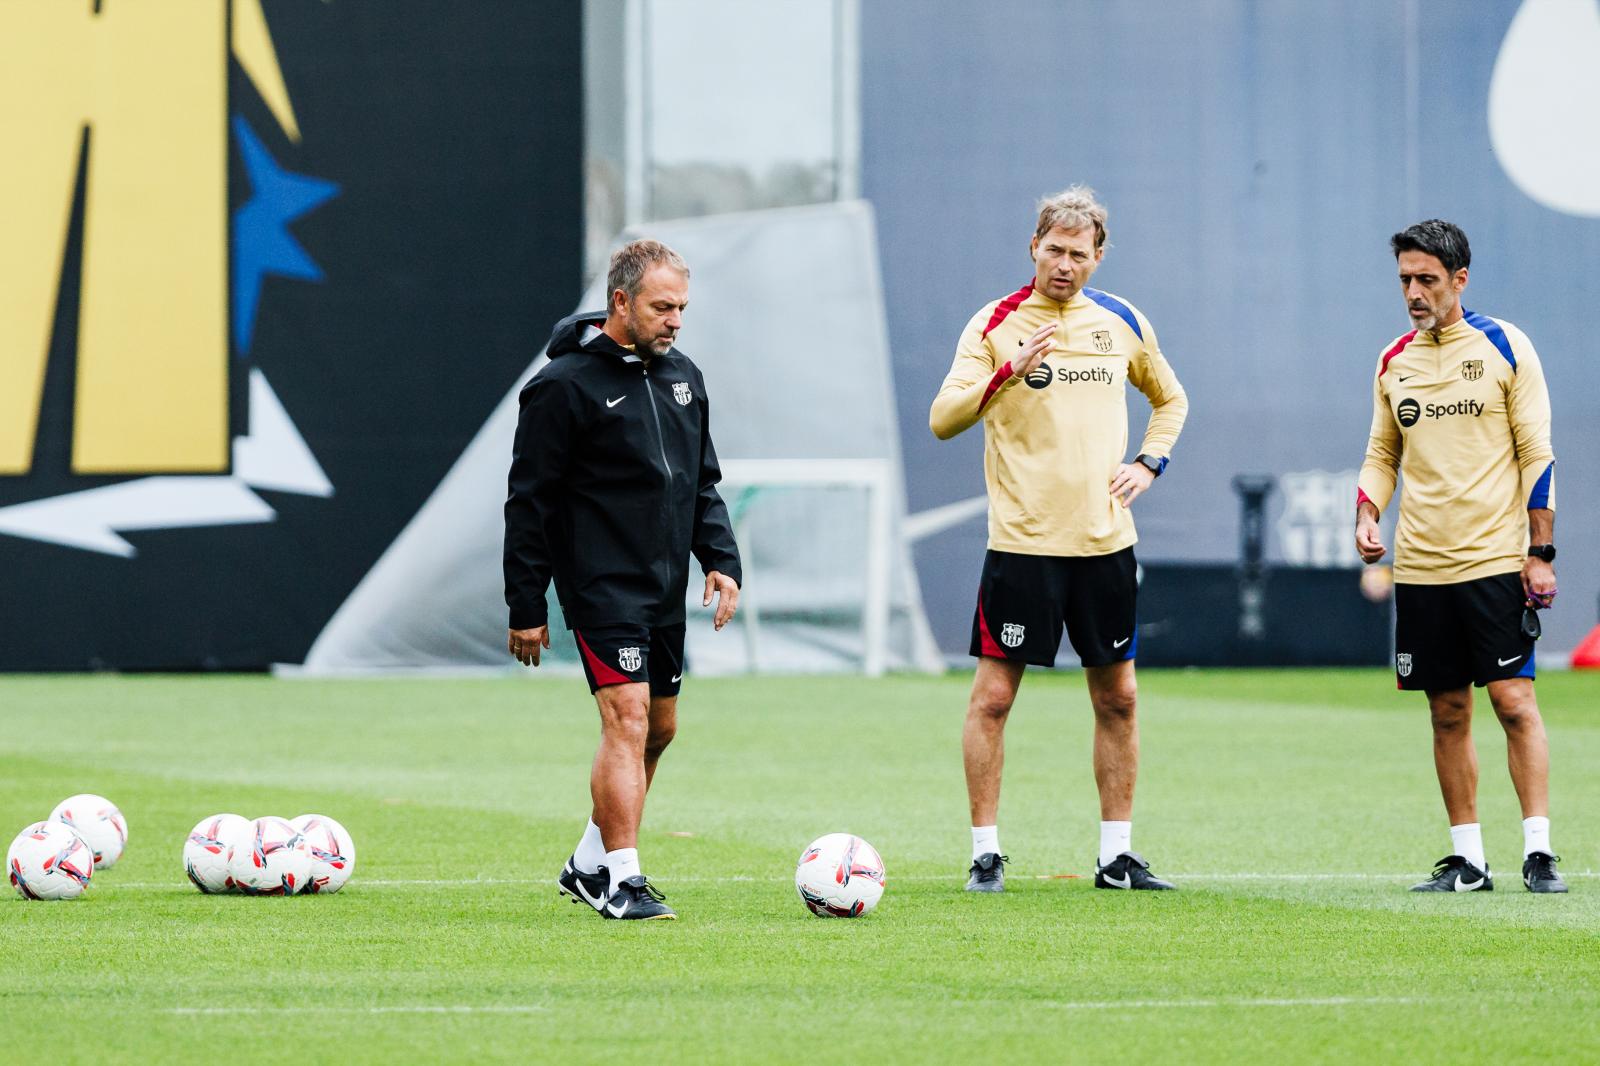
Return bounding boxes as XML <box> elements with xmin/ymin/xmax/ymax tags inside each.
<box><xmin>1135</xmin><ymin>453</ymin><xmax>1167</xmax><ymax>477</ymax></box>
<box><xmin>1528</xmin><ymin>544</ymin><xmax>1556</xmax><ymax>562</ymax></box>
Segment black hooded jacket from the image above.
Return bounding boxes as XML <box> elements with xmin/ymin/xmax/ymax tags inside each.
<box><xmin>504</xmin><ymin>311</ymin><xmax>741</xmax><ymax>630</ymax></box>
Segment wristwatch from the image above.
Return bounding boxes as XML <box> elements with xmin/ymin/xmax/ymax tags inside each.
<box><xmin>1134</xmin><ymin>454</ymin><xmax>1167</xmax><ymax>477</ymax></box>
<box><xmin>1528</xmin><ymin>544</ymin><xmax>1556</xmax><ymax>562</ymax></box>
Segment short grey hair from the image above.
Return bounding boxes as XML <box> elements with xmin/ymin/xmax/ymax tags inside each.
<box><xmin>607</xmin><ymin>239</ymin><xmax>689</xmax><ymax>300</ymax></box>
<box><xmin>1034</xmin><ymin>185</ymin><xmax>1108</xmax><ymax>249</ymax></box>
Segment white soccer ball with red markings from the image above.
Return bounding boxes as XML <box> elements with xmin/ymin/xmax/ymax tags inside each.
<box><xmin>290</xmin><ymin>814</ymin><xmax>356</xmax><ymax>894</ymax></box>
<box><xmin>795</xmin><ymin>833</ymin><xmax>886</xmax><ymax>918</ymax></box>
<box><xmin>8</xmin><ymin>821</ymin><xmax>96</xmax><ymax>900</ymax></box>
<box><xmin>227</xmin><ymin>816</ymin><xmax>313</xmax><ymax>896</ymax></box>
<box><xmin>183</xmin><ymin>813</ymin><xmax>252</xmax><ymax>894</ymax></box>
<box><xmin>49</xmin><ymin>793</ymin><xmax>127</xmax><ymax>870</ymax></box>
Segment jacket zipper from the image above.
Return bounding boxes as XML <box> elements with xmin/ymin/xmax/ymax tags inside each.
<box><xmin>642</xmin><ymin>365</ymin><xmax>672</xmax><ymax>480</ymax></box>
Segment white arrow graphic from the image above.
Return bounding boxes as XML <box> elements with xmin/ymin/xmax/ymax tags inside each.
<box><xmin>0</xmin><ymin>370</ymin><xmax>332</xmax><ymax>558</ymax></box>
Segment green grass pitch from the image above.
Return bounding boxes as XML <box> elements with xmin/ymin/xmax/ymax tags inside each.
<box><xmin>3</xmin><ymin>669</ymin><xmax>1598</xmax><ymax>1063</ymax></box>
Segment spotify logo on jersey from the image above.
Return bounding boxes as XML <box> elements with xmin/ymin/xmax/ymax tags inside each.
<box><xmin>1397</xmin><ymin>398</ymin><xmax>1421</xmax><ymax>427</ymax></box>
<box><xmin>1025</xmin><ymin>362</ymin><xmax>1054</xmax><ymax>389</ymax></box>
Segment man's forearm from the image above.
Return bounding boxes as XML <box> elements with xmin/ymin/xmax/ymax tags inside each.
<box><xmin>1528</xmin><ymin>508</ymin><xmax>1553</xmax><ymax>545</ymax></box>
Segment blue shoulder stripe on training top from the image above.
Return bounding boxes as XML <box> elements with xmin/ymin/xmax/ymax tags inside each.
<box><xmin>1081</xmin><ymin>288</ymin><xmax>1144</xmax><ymax>342</ymax></box>
<box><xmin>1529</xmin><ymin>461</ymin><xmax>1554</xmax><ymax>510</ymax></box>
<box><xmin>1462</xmin><ymin>309</ymin><xmax>1516</xmax><ymax>370</ymax></box>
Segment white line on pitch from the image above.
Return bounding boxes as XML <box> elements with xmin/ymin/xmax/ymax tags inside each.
<box><xmin>1035</xmin><ymin>996</ymin><xmax>1426</xmax><ymax>1011</ymax></box>
<box><xmin>102</xmin><ymin>870</ymin><xmax>1598</xmax><ymax>891</ymax></box>
<box><xmin>166</xmin><ymin>1005</ymin><xmax>547</xmax><ymax>1016</ymax></box>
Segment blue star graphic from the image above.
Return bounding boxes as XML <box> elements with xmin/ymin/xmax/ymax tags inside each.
<box><xmin>232</xmin><ymin>114</ymin><xmax>339</xmax><ymax>355</ymax></box>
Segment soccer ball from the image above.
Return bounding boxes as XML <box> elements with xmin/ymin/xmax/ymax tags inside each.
<box><xmin>183</xmin><ymin>813</ymin><xmax>252</xmax><ymax>894</ymax></box>
<box><xmin>8</xmin><ymin>821</ymin><xmax>95</xmax><ymax>900</ymax></box>
<box><xmin>794</xmin><ymin>833</ymin><xmax>886</xmax><ymax>918</ymax></box>
<box><xmin>49</xmin><ymin>793</ymin><xmax>127</xmax><ymax>870</ymax></box>
<box><xmin>290</xmin><ymin>814</ymin><xmax>356</xmax><ymax>894</ymax></box>
<box><xmin>228</xmin><ymin>816</ymin><xmax>313</xmax><ymax>896</ymax></box>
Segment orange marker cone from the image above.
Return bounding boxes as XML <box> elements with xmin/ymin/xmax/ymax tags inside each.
<box><xmin>1571</xmin><ymin>623</ymin><xmax>1600</xmax><ymax>669</ymax></box>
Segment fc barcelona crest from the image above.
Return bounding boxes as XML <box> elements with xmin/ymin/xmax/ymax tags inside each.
<box><xmin>999</xmin><ymin>622</ymin><xmax>1025</xmax><ymax>648</ymax></box>
<box><xmin>1396</xmin><ymin>652</ymin><xmax>1413</xmax><ymax>677</ymax></box>
<box><xmin>1461</xmin><ymin>359</ymin><xmax>1483</xmax><ymax>381</ymax></box>
<box><xmin>1092</xmin><ymin>330</ymin><xmax>1113</xmax><ymax>353</ymax></box>
<box><xmin>672</xmin><ymin>382</ymin><xmax>693</xmax><ymax>406</ymax></box>
<box><xmin>618</xmin><ymin>646</ymin><xmax>642</xmax><ymax>671</ymax></box>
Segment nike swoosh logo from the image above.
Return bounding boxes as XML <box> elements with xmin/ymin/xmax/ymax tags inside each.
<box><xmin>1101</xmin><ymin>871</ymin><xmax>1132</xmax><ymax>889</ymax></box>
<box><xmin>576</xmin><ymin>879</ymin><xmax>606</xmax><ymax>907</ymax></box>
<box><xmin>1498</xmin><ymin>655</ymin><xmax>1523</xmax><ymax>666</ymax></box>
<box><xmin>606</xmin><ymin>396</ymin><xmax>625</xmax><ymax>408</ymax></box>
<box><xmin>1454</xmin><ymin>874</ymin><xmax>1485</xmax><ymax>891</ymax></box>
<box><xmin>1112</xmin><ymin>638</ymin><xmax>1130</xmax><ymax>649</ymax></box>
<box><xmin>606</xmin><ymin>898</ymin><xmax>629</xmax><ymax>917</ymax></box>
<box><xmin>1397</xmin><ymin>374</ymin><xmax>1415</xmax><ymax>381</ymax></box>
<box><xmin>671</xmin><ymin>673</ymin><xmax>682</xmax><ymax>682</ymax></box>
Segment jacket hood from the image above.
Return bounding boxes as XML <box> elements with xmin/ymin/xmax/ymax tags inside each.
<box><xmin>546</xmin><ymin>310</ymin><xmax>611</xmax><ymax>360</ymax></box>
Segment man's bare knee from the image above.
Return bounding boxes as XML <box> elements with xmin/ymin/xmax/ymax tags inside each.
<box><xmin>968</xmin><ymin>679</ymin><xmax>1016</xmax><ymax>723</ymax></box>
<box><xmin>645</xmin><ymin>719</ymin><xmax>677</xmax><ymax>760</ymax></box>
<box><xmin>1428</xmin><ymin>691</ymin><xmax>1473</xmax><ymax>735</ymax></box>
<box><xmin>599</xmin><ymin>690</ymin><xmax>651</xmax><ymax>747</ymax></box>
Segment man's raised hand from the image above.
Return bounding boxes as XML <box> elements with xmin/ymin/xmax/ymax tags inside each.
<box><xmin>1011</xmin><ymin>322</ymin><xmax>1057</xmax><ymax>378</ymax></box>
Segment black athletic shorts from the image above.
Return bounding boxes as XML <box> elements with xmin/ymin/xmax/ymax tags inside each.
<box><xmin>572</xmin><ymin>623</ymin><xmax>685</xmax><ymax>696</ymax></box>
<box><xmin>1394</xmin><ymin>573</ymin><xmax>1535</xmax><ymax>691</ymax></box>
<box><xmin>969</xmin><ymin>547</ymin><xmax>1138</xmax><ymax>668</ymax></box>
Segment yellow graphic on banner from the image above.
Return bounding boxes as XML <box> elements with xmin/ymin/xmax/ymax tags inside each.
<box><xmin>0</xmin><ymin>0</ymin><xmax>297</xmax><ymax>476</ymax></box>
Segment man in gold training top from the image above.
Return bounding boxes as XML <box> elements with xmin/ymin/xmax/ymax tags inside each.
<box><xmin>930</xmin><ymin>186</ymin><xmax>1188</xmax><ymax>892</ymax></box>
<box><xmin>1356</xmin><ymin>219</ymin><xmax>1564</xmax><ymax>893</ymax></box>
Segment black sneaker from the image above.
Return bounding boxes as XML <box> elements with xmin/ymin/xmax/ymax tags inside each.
<box><xmin>1522</xmin><ymin>852</ymin><xmax>1568</xmax><ymax>894</ymax></box>
<box><xmin>1094</xmin><ymin>852</ymin><xmax>1175</xmax><ymax>890</ymax></box>
<box><xmin>602</xmin><ymin>875</ymin><xmax>676</xmax><ymax>920</ymax></box>
<box><xmin>556</xmin><ymin>855</ymin><xmax>608</xmax><ymax>913</ymax></box>
<box><xmin>965</xmin><ymin>852</ymin><xmax>1008</xmax><ymax>892</ymax></box>
<box><xmin>1410</xmin><ymin>855</ymin><xmax>1493</xmax><ymax>892</ymax></box>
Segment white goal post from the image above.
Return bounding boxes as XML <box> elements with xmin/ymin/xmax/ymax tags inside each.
<box><xmin>718</xmin><ymin>458</ymin><xmax>894</xmax><ymax>677</ymax></box>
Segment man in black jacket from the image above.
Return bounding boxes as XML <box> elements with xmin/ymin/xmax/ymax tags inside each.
<box><xmin>504</xmin><ymin>239</ymin><xmax>741</xmax><ymax>921</ymax></box>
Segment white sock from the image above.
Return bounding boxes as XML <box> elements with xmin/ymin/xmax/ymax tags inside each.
<box><xmin>1450</xmin><ymin>823</ymin><xmax>1487</xmax><ymax>870</ymax></box>
<box><xmin>573</xmin><ymin>818</ymin><xmax>606</xmax><ymax>874</ymax></box>
<box><xmin>1523</xmin><ymin>816</ymin><xmax>1551</xmax><ymax>858</ymax></box>
<box><xmin>605</xmin><ymin>848</ymin><xmax>641</xmax><ymax>893</ymax></box>
<box><xmin>971</xmin><ymin>825</ymin><xmax>999</xmax><ymax>861</ymax></box>
<box><xmin>1099</xmin><ymin>821</ymin><xmax>1132</xmax><ymax>867</ymax></box>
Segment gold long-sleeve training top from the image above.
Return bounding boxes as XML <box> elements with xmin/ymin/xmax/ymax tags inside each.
<box><xmin>930</xmin><ymin>282</ymin><xmax>1188</xmax><ymax>558</ymax></box>
<box><xmin>1357</xmin><ymin>311</ymin><xmax>1555</xmax><ymax>584</ymax></box>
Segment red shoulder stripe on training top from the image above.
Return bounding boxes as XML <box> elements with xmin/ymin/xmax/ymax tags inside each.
<box><xmin>1378</xmin><ymin>330</ymin><xmax>1419</xmax><ymax>376</ymax></box>
<box><xmin>981</xmin><ymin>281</ymin><xmax>1035</xmax><ymax>338</ymax></box>
<box><xmin>977</xmin><ymin>361</ymin><xmax>1014</xmax><ymax>414</ymax></box>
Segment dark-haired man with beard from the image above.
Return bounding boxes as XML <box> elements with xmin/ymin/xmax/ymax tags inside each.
<box><xmin>1356</xmin><ymin>219</ymin><xmax>1563</xmax><ymax>893</ymax></box>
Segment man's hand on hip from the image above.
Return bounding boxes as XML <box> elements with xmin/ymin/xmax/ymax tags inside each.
<box><xmin>1109</xmin><ymin>463</ymin><xmax>1154</xmax><ymax>508</ymax></box>
<box><xmin>704</xmin><ymin>571</ymin><xmax>739</xmax><ymax>631</ymax></box>
<box><xmin>508</xmin><ymin>626</ymin><xmax>549</xmax><ymax>666</ymax></box>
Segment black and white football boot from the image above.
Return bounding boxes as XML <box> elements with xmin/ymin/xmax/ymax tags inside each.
<box><xmin>1094</xmin><ymin>852</ymin><xmax>1176</xmax><ymax>890</ymax></box>
<box><xmin>556</xmin><ymin>855</ymin><xmax>609</xmax><ymax>913</ymax></box>
<box><xmin>965</xmin><ymin>852</ymin><xmax>1008</xmax><ymax>893</ymax></box>
<box><xmin>1522</xmin><ymin>852</ymin><xmax>1568</xmax><ymax>894</ymax></box>
<box><xmin>1410</xmin><ymin>855</ymin><xmax>1493</xmax><ymax>892</ymax></box>
<box><xmin>602</xmin><ymin>875</ymin><xmax>676</xmax><ymax>920</ymax></box>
